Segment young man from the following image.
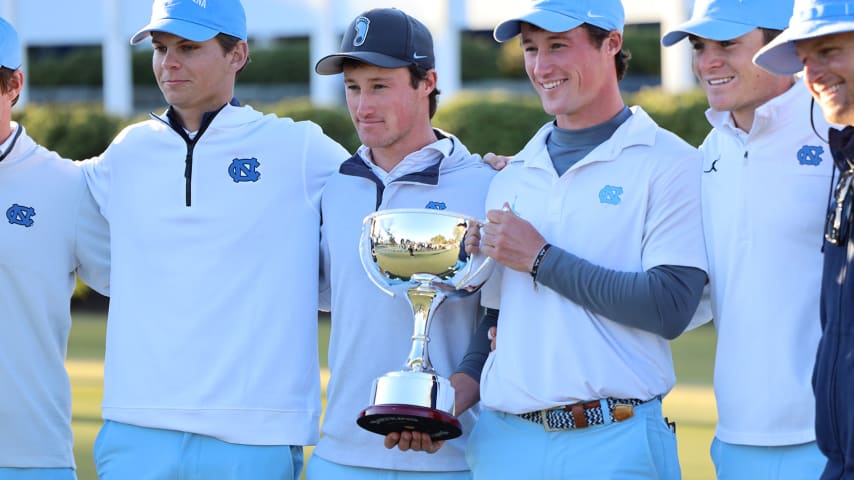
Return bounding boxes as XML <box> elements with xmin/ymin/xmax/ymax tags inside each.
<box><xmin>464</xmin><ymin>0</ymin><xmax>708</xmax><ymax>477</ymax></box>
<box><xmin>755</xmin><ymin>0</ymin><xmax>854</xmax><ymax>477</ymax></box>
<box><xmin>308</xmin><ymin>8</ymin><xmax>494</xmax><ymax>479</ymax></box>
<box><xmin>661</xmin><ymin>0</ymin><xmax>832</xmax><ymax>477</ymax></box>
<box><xmin>0</xmin><ymin>17</ymin><xmax>109</xmax><ymax>480</ymax></box>
<box><xmin>82</xmin><ymin>0</ymin><xmax>349</xmax><ymax>478</ymax></box>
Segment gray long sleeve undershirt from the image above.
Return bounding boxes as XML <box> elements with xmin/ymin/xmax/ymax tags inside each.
<box><xmin>455</xmin><ymin>308</ymin><xmax>498</xmax><ymax>380</ymax></box>
<box><xmin>541</xmin><ymin>106</ymin><xmax>707</xmax><ymax>339</ymax></box>
<box><xmin>536</xmin><ymin>248</ymin><xmax>707</xmax><ymax>340</ymax></box>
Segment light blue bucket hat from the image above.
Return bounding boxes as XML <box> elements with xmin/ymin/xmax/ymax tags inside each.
<box><xmin>753</xmin><ymin>0</ymin><xmax>854</xmax><ymax>74</ymax></box>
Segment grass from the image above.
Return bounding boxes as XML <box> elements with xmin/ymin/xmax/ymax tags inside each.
<box><xmin>67</xmin><ymin>311</ymin><xmax>717</xmax><ymax>480</ymax></box>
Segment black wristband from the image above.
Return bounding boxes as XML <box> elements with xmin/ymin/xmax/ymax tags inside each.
<box><xmin>530</xmin><ymin>243</ymin><xmax>552</xmax><ymax>279</ymax></box>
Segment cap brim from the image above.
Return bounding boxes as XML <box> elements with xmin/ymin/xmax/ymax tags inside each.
<box><xmin>494</xmin><ymin>9</ymin><xmax>584</xmax><ymax>42</ymax></box>
<box><xmin>662</xmin><ymin>18</ymin><xmax>756</xmax><ymax>46</ymax></box>
<box><xmin>754</xmin><ymin>19</ymin><xmax>854</xmax><ymax>74</ymax></box>
<box><xmin>315</xmin><ymin>52</ymin><xmax>412</xmax><ymax>75</ymax></box>
<box><xmin>130</xmin><ymin>18</ymin><xmax>220</xmax><ymax>45</ymax></box>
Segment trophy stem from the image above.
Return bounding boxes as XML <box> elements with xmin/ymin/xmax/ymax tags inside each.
<box><xmin>405</xmin><ymin>275</ymin><xmax>446</xmax><ymax>372</ymax></box>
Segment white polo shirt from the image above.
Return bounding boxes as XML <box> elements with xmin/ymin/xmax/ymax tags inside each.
<box><xmin>700</xmin><ymin>81</ymin><xmax>831</xmax><ymax>446</ymax></box>
<box><xmin>480</xmin><ymin>107</ymin><xmax>707</xmax><ymax>413</ymax></box>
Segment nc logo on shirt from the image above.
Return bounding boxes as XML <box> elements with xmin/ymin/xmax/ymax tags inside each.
<box><xmin>425</xmin><ymin>201</ymin><xmax>447</xmax><ymax>210</ymax></box>
<box><xmin>797</xmin><ymin>145</ymin><xmax>824</xmax><ymax>166</ymax></box>
<box><xmin>229</xmin><ymin>158</ymin><xmax>261</xmax><ymax>183</ymax></box>
<box><xmin>6</xmin><ymin>203</ymin><xmax>35</xmax><ymax>227</ymax></box>
<box><xmin>599</xmin><ymin>186</ymin><xmax>623</xmax><ymax>205</ymax></box>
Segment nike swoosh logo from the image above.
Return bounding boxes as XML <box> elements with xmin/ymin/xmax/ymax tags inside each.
<box><xmin>413</xmin><ymin>52</ymin><xmax>428</xmax><ymax>60</ymax></box>
<box><xmin>587</xmin><ymin>10</ymin><xmax>604</xmax><ymax>18</ymax></box>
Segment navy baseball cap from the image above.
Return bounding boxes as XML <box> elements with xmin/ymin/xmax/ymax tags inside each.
<box><xmin>315</xmin><ymin>8</ymin><xmax>434</xmax><ymax>75</ymax></box>
<box><xmin>130</xmin><ymin>0</ymin><xmax>247</xmax><ymax>46</ymax></box>
<box><xmin>662</xmin><ymin>0</ymin><xmax>793</xmax><ymax>46</ymax></box>
<box><xmin>493</xmin><ymin>0</ymin><xmax>625</xmax><ymax>43</ymax></box>
<box><xmin>0</xmin><ymin>17</ymin><xmax>21</xmax><ymax>70</ymax></box>
<box><xmin>754</xmin><ymin>0</ymin><xmax>854</xmax><ymax>74</ymax></box>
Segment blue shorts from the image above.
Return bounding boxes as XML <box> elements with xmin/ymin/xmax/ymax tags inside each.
<box><xmin>466</xmin><ymin>398</ymin><xmax>679</xmax><ymax>479</ymax></box>
<box><xmin>306</xmin><ymin>455</ymin><xmax>471</xmax><ymax>479</ymax></box>
<box><xmin>711</xmin><ymin>437</ymin><xmax>826</xmax><ymax>480</ymax></box>
<box><xmin>0</xmin><ymin>469</ymin><xmax>75</xmax><ymax>480</ymax></box>
<box><xmin>94</xmin><ymin>420</ymin><xmax>302</xmax><ymax>480</ymax></box>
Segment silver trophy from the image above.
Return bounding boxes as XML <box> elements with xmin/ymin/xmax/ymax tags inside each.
<box><xmin>357</xmin><ymin>208</ymin><xmax>493</xmax><ymax>440</ymax></box>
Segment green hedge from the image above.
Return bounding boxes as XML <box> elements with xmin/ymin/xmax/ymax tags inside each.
<box><xmin>629</xmin><ymin>87</ymin><xmax>710</xmax><ymax>147</ymax></box>
<box><xmin>263</xmin><ymin>98</ymin><xmax>360</xmax><ymax>152</ymax></box>
<box><xmin>28</xmin><ymin>28</ymin><xmax>663</xmax><ymax>87</ymax></box>
<box><xmin>434</xmin><ymin>92</ymin><xmax>551</xmax><ymax>154</ymax></box>
<box><xmin>12</xmin><ymin>87</ymin><xmax>708</xmax><ymax>164</ymax></box>
<box><xmin>14</xmin><ymin>104</ymin><xmax>123</xmax><ymax>159</ymax></box>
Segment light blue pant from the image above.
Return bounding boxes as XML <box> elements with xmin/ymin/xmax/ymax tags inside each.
<box><xmin>94</xmin><ymin>420</ymin><xmax>302</xmax><ymax>480</ymax></box>
<box><xmin>306</xmin><ymin>455</ymin><xmax>471</xmax><ymax>480</ymax></box>
<box><xmin>0</xmin><ymin>469</ymin><xmax>75</xmax><ymax>480</ymax></box>
<box><xmin>711</xmin><ymin>437</ymin><xmax>826</xmax><ymax>480</ymax></box>
<box><xmin>466</xmin><ymin>398</ymin><xmax>680</xmax><ymax>479</ymax></box>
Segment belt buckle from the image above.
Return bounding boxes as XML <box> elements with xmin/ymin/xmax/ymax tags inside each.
<box><xmin>541</xmin><ymin>409</ymin><xmax>565</xmax><ymax>432</ymax></box>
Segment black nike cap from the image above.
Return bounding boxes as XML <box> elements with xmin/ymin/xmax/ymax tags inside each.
<box><xmin>315</xmin><ymin>8</ymin><xmax>435</xmax><ymax>75</ymax></box>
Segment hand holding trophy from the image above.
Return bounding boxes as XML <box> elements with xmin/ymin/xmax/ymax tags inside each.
<box><xmin>358</xmin><ymin>208</ymin><xmax>493</xmax><ymax>440</ymax></box>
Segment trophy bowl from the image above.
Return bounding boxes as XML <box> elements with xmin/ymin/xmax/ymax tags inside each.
<box><xmin>357</xmin><ymin>208</ymin><xmax>493</xmax><ymax>440</ymax></box>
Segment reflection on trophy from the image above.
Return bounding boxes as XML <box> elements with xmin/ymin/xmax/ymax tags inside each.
<box><xmin>358</xmin><ymin>208</ymin><xmax>493</xmax><ymax>440</ymax></box>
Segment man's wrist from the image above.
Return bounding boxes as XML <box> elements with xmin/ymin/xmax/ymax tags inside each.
<box><xmin>530</xmin><ymin>243</ymin><xmax>552</xmax><ymax>280</ymax></box>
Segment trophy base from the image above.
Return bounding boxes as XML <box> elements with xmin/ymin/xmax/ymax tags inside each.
<box><xmin>358</xmin><ymin>404</ymin><xmax>462</xmax><ymax>441</ymax></box>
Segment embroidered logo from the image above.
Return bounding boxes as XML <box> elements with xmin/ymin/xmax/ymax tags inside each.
<box><xmin>599</xmin><ymin>186</ymin><xmax>624</xmax><ymax>205</ymax></box>
<box><xmin>425</xmin><ymin>201</ymin><xmax>447</xmax><ymax>210</ymax></box>
<box><xmin>413</xmin><ymin>52</ymin><xmax>429</xmax><ymax>60</ymax></box>
<box><xmin>229</xmin><ymin>158</ymin><xmax>261</xmax><ymax>183</ymax></box>
<box><xmin>6</xmin><ymin>203</ymin><xmax>35</xmax><ymax>227</ymax></box>
<box><xmin>797</xmin><ymin>145</ymin><xmax>824</xmax><ymax>166</ymax></box>
<box><xmin>353</xmin><ymin>17</ymin><xmax>370</xmax><ymax>47</ymax></box>
<box><xmin>704</xmin><ymin>157</ymin><xmax>720</xmax><ymax>173</ymax></box>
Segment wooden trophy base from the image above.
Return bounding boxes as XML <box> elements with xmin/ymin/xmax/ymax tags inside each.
<box><xmin>357</xmin><ymin>403</ymin><xmax>462</xmax><ymax>440</ymax></box>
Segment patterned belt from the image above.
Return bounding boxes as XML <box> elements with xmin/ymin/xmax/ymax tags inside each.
<box><xmin>517</xmin><ymin>398</ymin><xmax>644</xmax><ymax>431</ymax></box>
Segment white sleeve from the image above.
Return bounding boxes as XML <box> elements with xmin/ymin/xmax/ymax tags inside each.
<box><xmin>73</xmin><ymin>164</ymin><xmax>110</xmax><ymax>296</ymax></box>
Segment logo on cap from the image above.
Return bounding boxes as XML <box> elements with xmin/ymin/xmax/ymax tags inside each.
<box><xmin>353</xmin><ymin>17</ymin><xmax>370</xmax><ymax>47</ymax></box>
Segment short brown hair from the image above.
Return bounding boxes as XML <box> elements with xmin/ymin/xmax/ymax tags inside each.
<box><xmin>581</xmin><ymin>24</ymin><xmax>631</xmax><ymax>81</ymax></box>
<box><xmin>215</xmin><ymin>33</ymin><xmax>250</xmax><ymax>76</ymax></box>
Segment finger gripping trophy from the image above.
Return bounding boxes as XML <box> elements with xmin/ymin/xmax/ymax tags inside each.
<box><xmin>358</xmin><ymin>208</ymin><xmax>493</xmax><ymax>440</ymax></box>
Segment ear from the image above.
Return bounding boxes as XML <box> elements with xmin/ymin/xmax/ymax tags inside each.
<box><xmin>606</xmin><ymin>30</ymin><xmax>623</xmax><ymax>55</ymax></box>
<box><xmin>4</xmin><ymin>69</ymin><xmax>23</xmax><ymax>100</ymax></box>
<box><xmin>422</xmin><ymin>69</ymin><xmax>438</xmax><ymax>96</ymax></box>
<box><xmin>230</xmin><ymin>41</ymin><xmax>250</xmax><ymax>72</ymax></box>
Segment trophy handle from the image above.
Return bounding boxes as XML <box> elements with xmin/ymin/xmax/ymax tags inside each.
<box><xmin>451</xmin><ymin>220</ymin><xmax>494</xmax><ymax>290</ymax></box>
